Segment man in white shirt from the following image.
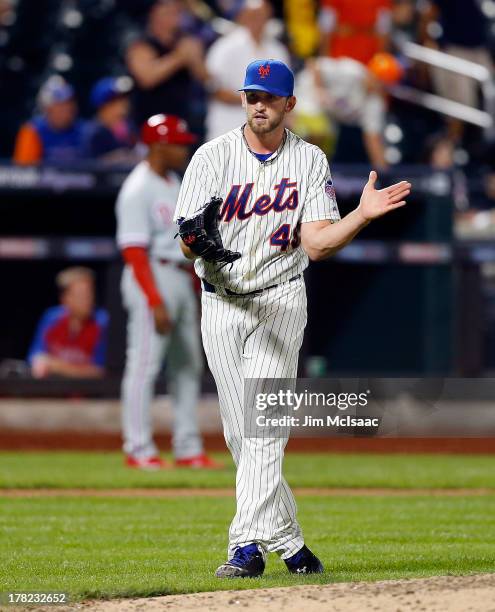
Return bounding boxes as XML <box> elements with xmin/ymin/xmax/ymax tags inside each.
<box><xmin>205</xmin><ymin>0</ymin><xmax>289</xmax><ymax>141</ymax></box>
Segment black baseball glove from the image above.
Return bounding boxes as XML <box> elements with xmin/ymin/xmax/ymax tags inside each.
<box><xmin>176</xmin><ymin>197</ymin><xmax>241</xmax><ymax>266</ymax></box>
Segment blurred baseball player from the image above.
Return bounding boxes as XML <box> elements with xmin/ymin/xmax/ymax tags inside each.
<box><xmin>116</xmin><ymin>114</ymin><xmax>221</xmax><ymax>470</ymax></box>
<box><xmin>175</xmin><ymin>59</ymin><xmax>411</xmax><ymax>577</ymax></box>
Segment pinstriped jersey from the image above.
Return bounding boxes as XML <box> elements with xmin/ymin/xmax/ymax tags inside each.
<box><xmin>174</xmin><ymin>126</ymin><xmax>340</xmax><ymax>293</ymax></box>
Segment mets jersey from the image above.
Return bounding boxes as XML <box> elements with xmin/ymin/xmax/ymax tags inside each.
<box><xmin>116</xmin><ymin>161</ymin><xmax>186</xmax><ymax>262</ymax></box>
<box><xmin>174</xmin><ymin>126</ymin><xmax>341</xmax><ymax>293</ymax></box>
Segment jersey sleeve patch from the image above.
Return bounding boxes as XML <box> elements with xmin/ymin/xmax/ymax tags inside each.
<box><xmin>325</xmin><ymin>179</ymin><xmax>336</xmax><ymax>200</ymax></box>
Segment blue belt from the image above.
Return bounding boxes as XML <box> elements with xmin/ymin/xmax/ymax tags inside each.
<box><xmin>202</xmin><ymin>274</ymin><xmax>301</xmax><ymax>297</ymax></box>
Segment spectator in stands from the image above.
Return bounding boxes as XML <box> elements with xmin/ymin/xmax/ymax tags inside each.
<box><xmin>84</xmin><ymin>76</ymin><xmax>138</xmax><ymax>165</ymax></box>
<box><xmin>293</xmin><ymin>53</ymin><xmax>403</xmax><ymax>168</ymax></box>
<box><xmin>391</xmin><ymin>0</ymin><xmax>419</xmax><ymax>48</ymax></box>
<box><xmin>13</xmin><ymin>76</ymin><xmax>86</xmax><ymax>165</ymax></box>
<box><xmin>126</xmin><ymin>0</ymin><xmax>208</xmax><ymax>127</ymax></box>
<box><xmin>319</xmin><ymin>0</ymin><xmax>392</xmax><ymax>65</ymax></box>
<box><xmin>180</xmin><ymin>0</ymin><xmax>218</xmax><ymax>47</ymax></box>
<box><xmin>205</xmin><ymin>0</ymin><xmax>289</xmax><ymax>141</ymax></box>
<box><xmin>482</xmin><ymin>172</ymin><xmax>495</xmax><ymax>210</ymax></box>
<box><xmin>422</xmin><ymin>133</ymin><xmax>469</xmax><ymax>211</ymax></box>
<box><xmin>420</xmin><ymin>0</ymin><xmax>494</xmax><ymax>142</ymax></box>
<box><xmin>28</xmin><ymin>267</ymin><xmax>108</xmax><ymax>379</ymax></box>
<box><xmin>423</xmin><ymin>133</ymin><xmax>455</xmax><ymax>170</ymax></box>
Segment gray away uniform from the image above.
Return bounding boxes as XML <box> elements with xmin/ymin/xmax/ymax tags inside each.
<box><xmin>116</xmin><ymin>161</ymin><xmax>204</xmax><ymax>460</ymax></box>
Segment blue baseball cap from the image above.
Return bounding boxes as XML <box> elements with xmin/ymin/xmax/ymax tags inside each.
<box><xmin>90</xmin><ymin>76</ymin><xmax>132</xmax><ymax>109</ymax></box>
<box><xmin>239</xmin><ymin>59</ymin><xmax>294</xmax><ymax>97</ymax></box>
<box><xmin>38</xmin><ymin>76</ymin><xmax>74</xmax><ymax>108</ymax></box>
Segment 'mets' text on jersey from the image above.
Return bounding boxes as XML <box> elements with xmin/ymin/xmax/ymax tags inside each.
<box><xmin>174</xmin><ymin>127</ymin><xmax>341</xmax><ymax>293</ymax></box>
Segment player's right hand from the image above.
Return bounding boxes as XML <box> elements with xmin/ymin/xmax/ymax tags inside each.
<box><xmin>358</xmin><ymin>171</ymin><xmax>411</xmax><ymax>222</ymax></box>
<box><xmin>153</xmin><ymin>303</ymin><xmax>173</xmax><ymax>335</ymax></box>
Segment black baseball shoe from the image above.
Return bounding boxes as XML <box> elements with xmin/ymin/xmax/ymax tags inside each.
<box><xmin>215</xmin><ymin>543</ymin><xmax>265</xmax><ymax>578</ymax></box>
<box><xmin>284</xmin><ymin>545</ymin><xmax>324</xmax><ymax>574</ymax></box>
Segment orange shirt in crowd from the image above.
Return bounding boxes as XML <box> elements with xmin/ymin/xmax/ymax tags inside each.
<box><xmin>13</xmin><ymin>124</ymin><xmax>43</xmax><ymax>165</ymax></box>
<box><xmin>12</xmin><ymin>116</ymin><xmax>86</xmax><ymax>165</ymax></box>
<box><xmin>321</xmin><ymin>0</ymin><xmax>392</xmax><ymax>65</ymax></box>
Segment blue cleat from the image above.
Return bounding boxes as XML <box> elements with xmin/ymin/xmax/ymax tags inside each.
<box><xmin>215</xmin><ymin>543</ymin><xmax>266</xmax><ymax>578</ymax></box>
<box><xmin>284</xmin><ymin>545</ymin><xmax>324</xmax><ymax>574</ymax></box>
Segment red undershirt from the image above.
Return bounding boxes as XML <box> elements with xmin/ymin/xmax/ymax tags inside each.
<box><xmin>122</xmin><ymin>246</ymin><xmax>162</xmax><ymax>308</ymax></box>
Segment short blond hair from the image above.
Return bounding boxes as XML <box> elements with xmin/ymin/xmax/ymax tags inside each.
<box><xmin>56</xmin><ymin>267</ymin><xmax>95</xmax><ymax>292</ymax></box>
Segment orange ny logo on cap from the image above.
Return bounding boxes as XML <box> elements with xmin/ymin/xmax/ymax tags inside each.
<box><xmin>258</xmin><ymin>64</ymin><xmax>270</xmax><ymax>78</ymax></box>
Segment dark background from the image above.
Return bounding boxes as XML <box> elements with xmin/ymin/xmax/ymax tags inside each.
<box><xmin>0</xmin><ymin>165</ymin><xmax>460</xmax><ymax>382</ymax></box>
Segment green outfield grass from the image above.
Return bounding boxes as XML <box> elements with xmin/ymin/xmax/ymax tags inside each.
<box><xmin>1</xmin><ymin>452</ymin><xmax>495</xmax><ymax>489</ymax></box>
<box><xmin>1</xmin><ymin>495</ymin><xmax>494</xmax><ymax>600</ymax></box>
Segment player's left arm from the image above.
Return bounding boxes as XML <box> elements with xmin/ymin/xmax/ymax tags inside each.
<box><xmin>301</xmin><ymin>170</ymin><xmax>411</xmax><ymax>261</ymax></box>
<box><xmin>174</xmin><ymin>151</ymin><xmax>219</xmax><ymax>260</ymax></box>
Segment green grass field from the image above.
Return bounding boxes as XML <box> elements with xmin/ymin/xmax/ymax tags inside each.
<box><xmin>1</xmin><ymin>452</ymin><xmax>495</xmax><ymax>489</ymax></box>
<box><xmin>1</xmin><ymin>496</ymin><xmax>495</xmax><ymax>599</ymax></box>
<box><xmin>1</xmin><ymin>452</ymin><xmax>494</xmax><ymax>601</ymax></box>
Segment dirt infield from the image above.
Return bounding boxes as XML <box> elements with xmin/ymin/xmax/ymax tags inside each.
<box><xmin>2</xmin><ymin>431</ymin><xmax>495</xmax><ymax>453</ymax></box>
<box><xmin>32</xmin><ymin>574</ymin><xmax>495</xmax><ymax>611</ymax></box>
<box><xmin>1</xmin><ymin>487</ymin><xmax>494</xmax><ymax>498</ymax></box>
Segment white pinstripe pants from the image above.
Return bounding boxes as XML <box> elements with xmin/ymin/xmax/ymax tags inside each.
<box><xmin>201</xmin><ymin>277</ymin><xmax>307</xmax><ymax>559</ymax></box>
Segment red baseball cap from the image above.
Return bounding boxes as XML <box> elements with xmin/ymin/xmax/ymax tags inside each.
<box><xmin>141</xmin><ymin>114</ymin><xmax>197</xmax><ymax>145</ymax></box>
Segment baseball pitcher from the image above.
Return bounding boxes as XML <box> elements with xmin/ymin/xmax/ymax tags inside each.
<box><xmin>174</xmin><ymin>60</ymin><xmax>411</xmax><ymax>576</ymax></box>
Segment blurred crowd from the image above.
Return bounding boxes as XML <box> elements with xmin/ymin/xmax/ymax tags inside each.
<box><xmin>2</xmin><ymin>0</ymin><xmax>495</xmax><ymax>208</ymax></box>
<box><xmin>1</xmin><ymin>0</ymin><xmax>495</xmax><ymax>379</ymax></box>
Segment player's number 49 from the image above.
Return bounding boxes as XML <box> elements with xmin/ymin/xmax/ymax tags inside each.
<box><xmin>270</xmin><ymin>224</ymin><xmax>300</xmax><ymax>251</ymax></box>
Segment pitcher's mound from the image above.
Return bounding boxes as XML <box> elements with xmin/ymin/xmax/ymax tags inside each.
<box><xmin>49</xmin><ymin>573</ymin><xmax>495</xmax><ymax>612</ymax></box>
